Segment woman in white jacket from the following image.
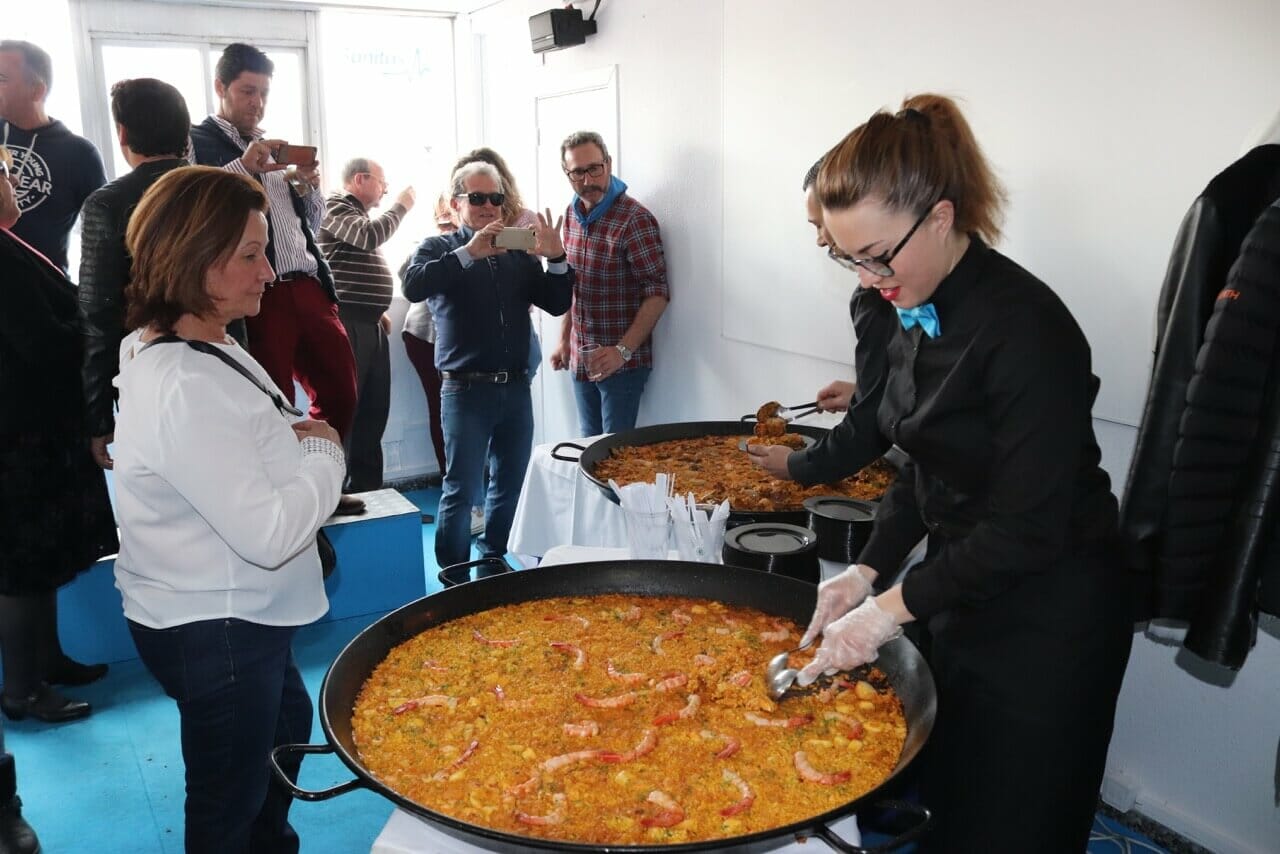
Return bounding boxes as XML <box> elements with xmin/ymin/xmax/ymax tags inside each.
<box><xmin>112</xmin><ymin>166</ymin><xmax>345</xmax><ymax>854</ymax></box>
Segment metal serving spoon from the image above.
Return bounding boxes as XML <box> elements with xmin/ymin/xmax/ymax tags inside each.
<box><xmin>765</xmin><ymin>640</ymin><xmax>814</xmax><ymax>701</ymax></box>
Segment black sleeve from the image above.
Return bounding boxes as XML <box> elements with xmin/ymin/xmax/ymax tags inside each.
<box><xmin>857</xmin><ymin>458</ymin><xmax>928</xmax><ymax>579</ymax></box>
<box><xmin>401</xmin><ymin>236</ymin><xmax>463</xmax><ymax>303</ymax></box>
<box><xmin>787</xmin><ymin>288</ymin><xmax>894</xmax><ymax>483</ymax></box>
<box><xmin>78</xmin><ymin>194</ymin><xmax>127</xmax><ymax>436</ymax></box>
<box><xmin>527</xmin><ymin>257</ymin><xmax>574</xmax><ymax>317</ymax></box>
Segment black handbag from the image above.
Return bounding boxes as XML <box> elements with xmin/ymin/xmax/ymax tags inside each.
<box><xmin>142</xmin><ymin>335</ymin><xmax>339</xmax><ymax>579</ymax></box>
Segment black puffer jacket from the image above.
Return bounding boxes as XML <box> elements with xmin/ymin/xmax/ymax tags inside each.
<box><xmin>78</xmin><ymin>158</ymin><xmax>186</xmax><ymax>437</ymax></box>
<box><xmin>1160</xmin><ymin>199</ymin><xmax>1280</xmax><ymax>668</ymax></box>
<box><xmin>1119</xmin><ymin>145</ymin><xmax>1280</xmax><ymax>611</ymax></box>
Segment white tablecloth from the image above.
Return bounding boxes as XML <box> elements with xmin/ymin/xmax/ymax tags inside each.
<box><xmin>507</xmin><ymin>435</ymin><xmax>629</xmax><ymax>564</ymax></box>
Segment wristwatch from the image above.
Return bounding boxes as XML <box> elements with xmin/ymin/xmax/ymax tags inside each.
<box><xmin>615</xmin><ymin>343</ymin><xmax>633</xmax><ymax>362</ymax></box>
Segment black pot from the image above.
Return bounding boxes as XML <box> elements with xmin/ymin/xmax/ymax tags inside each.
<box><xmin>722</xmin><ymin>522</ymin><xmax>821</xmax><ymax>585</ymax></box>
<box><xmin>269</xmin><ymin>560</ymin><xmax>935</xmax><ymax>853</ymax></box>
<box><xmin>805</xmin><ymin>496</ymin><xmax>878</xmax><ymax>564</ymax></box>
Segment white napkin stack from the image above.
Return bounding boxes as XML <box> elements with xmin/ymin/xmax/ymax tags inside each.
<box><xmin>666</xmin><ymin>492</ymin><xmax>730</xmax><ymax>563</ymax></box>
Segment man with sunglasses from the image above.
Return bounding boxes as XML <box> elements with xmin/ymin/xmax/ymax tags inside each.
<box><xmin>318</xmin><ymin>158</ymin><xmax>415</xmax><ymax>494</ymax></box>
<box><xmin>401</xmin><ymin>162</ymin><xmax>572</xmax><ymax>570</ymax></box>
<box><xmin>551</xmin><ymin>131</ymin><xmax>668</xmax><ymax>437</ymax></box>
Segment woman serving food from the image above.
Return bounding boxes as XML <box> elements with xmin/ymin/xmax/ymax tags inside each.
<box><xmin>798</xmin><ymin>93</ymin><xmax>1132</xmax><ymax>851</ymax></box>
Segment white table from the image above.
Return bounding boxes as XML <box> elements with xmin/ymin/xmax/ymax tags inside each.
<box><xmin>506</xmin><ymin>434</ymin><xmax>628</xmax><ymax>565</ymax></box>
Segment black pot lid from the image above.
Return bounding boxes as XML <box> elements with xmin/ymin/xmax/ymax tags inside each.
<box><xmin>804</xmin><ymin>495</ymin><xmax>877</xmax><ymax>522</ymax></box>
<box><xmin>724</xmin><ymin>523</ymin><xmax>817</xmax><ymax>555</ymax></box>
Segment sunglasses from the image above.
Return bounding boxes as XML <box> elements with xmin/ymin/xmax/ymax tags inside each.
<box><xmin>456</xmin><ymin>191</ymin><xmax>506</xmax><ymax>207</ymax></box>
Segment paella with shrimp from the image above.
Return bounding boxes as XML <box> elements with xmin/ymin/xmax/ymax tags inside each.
<box><xmin>352</xmin><ymin>594</ymin><xmax>907</xmax><ymax>845</ymax></box>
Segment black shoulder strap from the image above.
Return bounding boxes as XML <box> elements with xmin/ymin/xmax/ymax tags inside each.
<box><xmin>143</xmin><ymin>334</ymin><xmax>304</xmax><ymax>417</ymax></box>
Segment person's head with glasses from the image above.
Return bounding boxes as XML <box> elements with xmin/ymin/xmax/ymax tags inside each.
<box><xmin>341</xmin><ymin>157</ymin><xmax>388</xmax><ymax>209</ymax></box>
<box><xmin>560</xmin><ymin>130</ymin><xmax>613</xmax><ymax>211</ymax></box>
<box><xmin>449</xmin><ymin>161</ymin><xmax>506</xmax><ymax>231</ymax></box>
<box><xmin>817</xmin><ymin>94</ymin><xmax>1006</xmax><ymax>309</ymax></box>
<box><xmin>453</xmin><ymin>147</ymin><xmax>528</xmax><ymax>226</ymax></box>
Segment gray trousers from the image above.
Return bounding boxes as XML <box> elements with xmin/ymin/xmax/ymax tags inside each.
<box><xmin>338</xmin><ymin>307</ymin><xmax>391</xmax><ymax>492</ymax></box>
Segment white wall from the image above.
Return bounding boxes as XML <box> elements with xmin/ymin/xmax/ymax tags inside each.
<box><xmin>458</xmin><ymin>1</ymin><xmax>1280</xmax><ymax>850</ymax></box>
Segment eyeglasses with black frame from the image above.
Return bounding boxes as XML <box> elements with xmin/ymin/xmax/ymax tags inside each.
<box><xmin>455</xmin><ymin>191</ymin><xmax>506</xmax><ymax>207</ymax></box>
<box><xmin>563</xmin><ymin>162</ymin><xmax>606</xmax><ymax>181</ymax></box>
<box><xmin>828</xmin><ymin>203</ymin><xmax>934</xmax><ymax>278</ymax></box>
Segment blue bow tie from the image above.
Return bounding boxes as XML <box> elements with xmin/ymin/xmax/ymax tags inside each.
<box><xmin>896</xmin><ymin>304</ymin><xmax>941</xmax><ymax>338</ymax></box>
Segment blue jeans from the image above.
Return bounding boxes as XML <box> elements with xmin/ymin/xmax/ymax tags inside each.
<box><xmin>437</xmin><ymin>377</ymin><xmax>534</xmax><ymax>568</ymax></box>
<box><xmin>573</xmin><ymin>366</ymin><xmax>652</xmax><ymax>436</ymax></box>
<box><xmin>129</xmin><ymin>618</ymin><xmax>312</xmax><ymax>854</ymax></box>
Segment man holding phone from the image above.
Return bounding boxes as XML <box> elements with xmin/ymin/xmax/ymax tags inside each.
<box><xmin>401</xmin><ymin>162</ymin><xmax>572</xmax><ymax>570</ymax></box>
<box><xmin>190</xmin><ymin>43</ymin><xmax>362</xmax><ymax>514</ymax></box>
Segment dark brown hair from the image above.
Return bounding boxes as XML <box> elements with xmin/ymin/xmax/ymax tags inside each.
<box><xmin>817</xmin><ymin>93</ymin><xmax>1006</xmax><ymax>244</ymax></box>
<box><xmin>452</xmin><ymin>147</ymin><xmax>526</xmax><ymax>226</ymax></box>
<box><xmin>110</xmin><ymin>78</ymin><xmax>190</xmax><ymax>158</ymax></box>
<box><xmin>125</xmin><ymin>166</ymin><xmax>269</xmax><ymax>331</ymax></box>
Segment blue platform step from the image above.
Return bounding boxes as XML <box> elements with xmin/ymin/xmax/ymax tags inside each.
<box><xmin>57</xmin><ymin>488</ymin><xmax>427</xmax><ymax>665</ymax></box>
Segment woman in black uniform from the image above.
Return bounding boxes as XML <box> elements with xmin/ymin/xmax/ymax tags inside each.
<box><xmin>797</xmin><ymin>94</ymin><xmax>1133</xmax><ymax>851</ymax></box>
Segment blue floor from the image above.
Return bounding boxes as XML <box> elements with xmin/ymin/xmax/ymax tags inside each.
<box><xmin>7</xmin><ymin>485</ymin><xmax>1172</xmax><ymax>853</ymax></box>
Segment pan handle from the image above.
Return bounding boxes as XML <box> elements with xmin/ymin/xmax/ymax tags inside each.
<box><xmin>811</xmin><ymin>799</ymin><xmax>932</xmax><ymax>853</ymax></box>
<box><xmin>550</xmin><ymin>441</ymin><xmax>585</xmax><ymax>462</ymax></box>
<box><xmin>438</xmin><ymin>557</ymin><xmax>513</xmax><ymax>588</ymax></box>
<box><xmin>269</xmin><ymin>743</ymin><xmax>365</xmax><ymax>802</ymax></box>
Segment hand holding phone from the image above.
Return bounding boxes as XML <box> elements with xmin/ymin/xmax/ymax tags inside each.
<box><xmin>493</xmin><ymin>227</ymin><xmax>536</xmax><ymax>251</ymax></box>
<box><xmin>273</xmin><ymin>143</ymin><xmax>318</xmax><ymax>166</ymax></box>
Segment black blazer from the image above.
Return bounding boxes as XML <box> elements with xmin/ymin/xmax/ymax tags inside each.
<box><xmin>1</xmin><ymin>229</ymin><xmax>86</xmax><ymax>434</ymax></box>
<box><xmin>78</xmin><ymin>157</ymin><xmax>186</xmax><ymax>437</ymax></box>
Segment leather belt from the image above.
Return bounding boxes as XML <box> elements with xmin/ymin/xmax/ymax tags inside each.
<box><xmin>275</xmin><ymin>270</ymin><xmax>311</xmax><ymax>283</ymax></box>
<box><xmin>441</xmin><ymin>370</ymin><xmax>526</xmax><ymax>384</ymax></box>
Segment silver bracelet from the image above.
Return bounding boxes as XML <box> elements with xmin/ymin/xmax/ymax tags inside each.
<box><xmin>300</xmin><ymin>436</ymin><xmax>346</xmax><ymax>469</ymax></box>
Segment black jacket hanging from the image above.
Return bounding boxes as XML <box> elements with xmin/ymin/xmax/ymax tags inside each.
<box><xmin>1163</xmin><ymin>200</ymin><xmax>1280</xmax><ymax>667</ymax></box>
<box><xmin>1119</xmin><ymin>145</ymin><xmax>1280</xmax><ymax>621</ymax></box>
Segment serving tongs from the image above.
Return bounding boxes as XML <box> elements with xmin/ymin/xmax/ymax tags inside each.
<box><xmin>739</xmin><ymin>400</ymin><xmax>822</xmax><ymax>424</ymax></box>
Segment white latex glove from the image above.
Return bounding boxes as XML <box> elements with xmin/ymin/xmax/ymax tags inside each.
<box><xmin>800</xmin><ymin>565</ymin><xmax>874</xmax><ymax>648</ymax></box>
<box><xmin>796</xmin><ymin>597</ymin><xmax>902</xmax><ymax>686</ymax></box>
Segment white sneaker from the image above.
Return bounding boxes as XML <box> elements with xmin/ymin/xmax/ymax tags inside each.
<box><xmin>470</xmin><ymin>507</ymin><xmax>485</xmax><ymax>536</ymax></box>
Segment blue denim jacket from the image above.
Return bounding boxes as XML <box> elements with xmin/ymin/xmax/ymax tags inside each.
<box><xmin>401</xmin><ymin>227</ymin><xmax>572</xmax><ymax>373</ymax></box>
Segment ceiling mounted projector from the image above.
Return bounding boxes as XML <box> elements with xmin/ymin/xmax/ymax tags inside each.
<box><xmin>529</xmin><ymin>6</ymin><xmax>598</xmax><ymax>54</ymax></box>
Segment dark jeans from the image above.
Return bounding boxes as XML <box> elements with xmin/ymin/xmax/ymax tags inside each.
<box><xmin>436</xmin><ymin>377</ymin><xmax>533</xmax><ymax>568</ymax></box>
<box><xmin>129</xmin><ymin>618</ymin><xmax>312</xmax><ymax>854</ymax></box>
<box><xmin>573</xmin><ymin>366</ymin><xmax>652</xmax><ymax>436</ymax></box>
<box><xmin>338</xmin><ymin>308</ymin><xmax>391</xmax><ymax>491</ymax></box>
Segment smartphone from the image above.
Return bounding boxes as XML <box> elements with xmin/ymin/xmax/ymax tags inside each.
<box><xmin>274</xmin><ymin>144</ymin><xmax>317</xmax><ymax>166</ymax></box>
<box><xmin>494</xmin><ymin>227</ymin><xmax>536</xmax><ymax>251</ymax></box>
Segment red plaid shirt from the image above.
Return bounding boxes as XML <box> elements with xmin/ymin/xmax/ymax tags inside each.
<box><xmin>562</xmin><ymin>193</ymin><xmax>668</xmax><ymax>379</ymax></box>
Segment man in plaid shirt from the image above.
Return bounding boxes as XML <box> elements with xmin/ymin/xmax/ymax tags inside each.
<box><xmin>550</xmin><ymin>131</ymin><xmax>668</xmax><ymax>436</ymax></box>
